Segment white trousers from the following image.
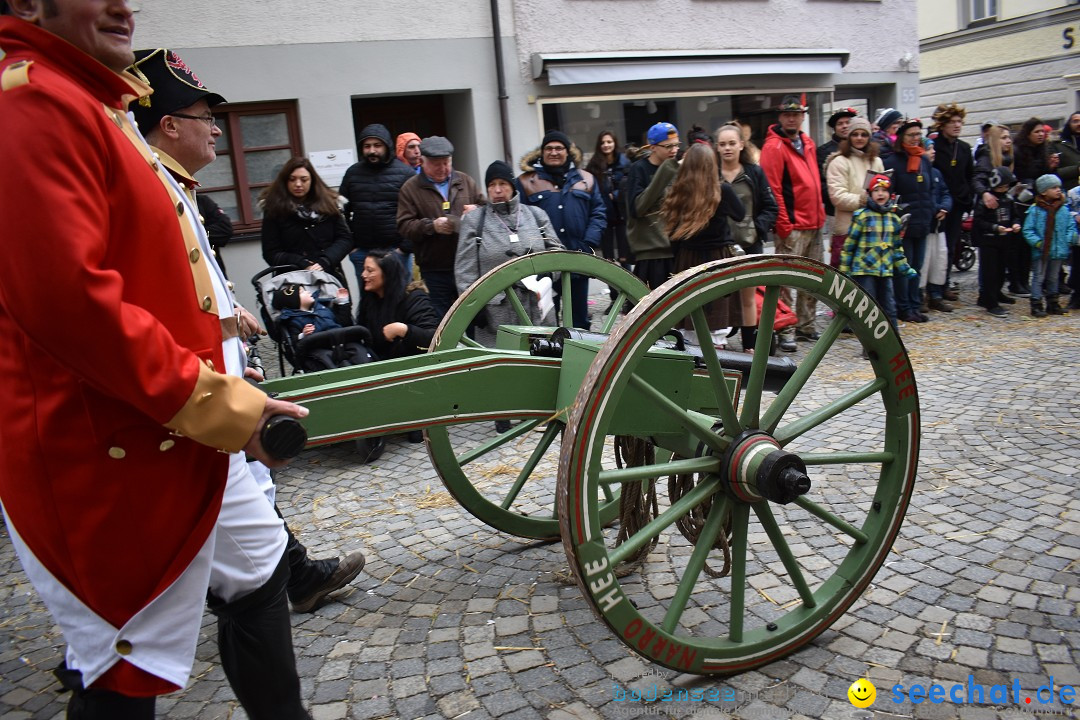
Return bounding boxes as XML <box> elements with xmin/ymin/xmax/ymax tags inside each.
<box><xmin>3</xmin><ymin>452</ymin><xmax>286</xmax><ymax>690</ymax></box>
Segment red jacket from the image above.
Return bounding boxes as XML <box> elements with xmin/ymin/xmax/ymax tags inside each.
<box><xmin>0</xmin><ymin>18</ymin><xmax>264</xmax><ymax>694</ymax></box>
<box><xmin>760</xmin><ymin>124</ymin><xmax>826</xmax><ymax>238</ymax></box>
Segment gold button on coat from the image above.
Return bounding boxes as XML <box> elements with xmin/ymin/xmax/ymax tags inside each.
<box><xmin>189</xmin><ymin>248</ymin><xmax>200</xmax><ymax>263</ymax></box>
<box><xmin>159</xmin><ymin>439</ymin><xmax>176</xmax><ymax>451</ymax></box>
<box><xmin>108</xmin><ymin>447</ymin><xmax>126</xmax><ymax>460</ymax></box>
<box><xmin>176</xmin><ymin>201</ymin><xmax>185</xmax><ymax>216</ymax></box>
<box><xmin>201</xmin><ymin>296</ymin><xmax>212</xmax><ymax>311</ymax></box>
<box><xmin>115</xmin><ymin>639</ymin><xmax>133</xmax><ymax>655</ymax></box>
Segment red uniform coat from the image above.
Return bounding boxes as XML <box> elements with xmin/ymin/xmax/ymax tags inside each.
<box><xmin>760</xmin><ymin>124</ymin><xmax>826</xmax><ymax>238</ymax></box>
<box><xmin>0</xmin><ymin>19</ymin><xmax>265</xmax><ymax>694</ymax></box>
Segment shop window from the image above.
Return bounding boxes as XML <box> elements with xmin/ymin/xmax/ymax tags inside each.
<box><xmin>195</xmin><ymin>101</ymin><xmax>303</xmax><ymax>232</ymax></box>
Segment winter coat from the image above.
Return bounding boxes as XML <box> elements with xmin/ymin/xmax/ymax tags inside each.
<box><xmin>883</xmin><ymin>148</ymin><xmax>936</xmax><ymax>236</ymax></box>
<box><xmin>261</xmin><ymin>208</ymin><xmax>353</xmax><ymax>282</ymax></box>
<box><xmin>516</xmin><ymin>147</ymin><xmax>606</xmax><ymax>253</ymax></box>
<box><xmin>277</xmin><ymin>294</ymin><xmax>343</xmax><ymax>339</ymax></box>
<box><xmin>455</xmin><ymin>195</ymin><xmax>563</xmax><ymax>346</ymax></box>
<box><xmin>972</xmin><ymin>145</ymin><xmax>1014</xmax><ymax>198</ymax></box>
<box><xmin>593</xmin><ymin>152</ymin><xmax>631</xmax><ymax>226</ymax></box>
<box><xmin>625</xmin><ymin>155</ymin><xmax>680</xmax><ymax>259</ymax></box>
<box><xmin>840</xmin><ymin>202</ymin><xmax>916</xmax><ymax>277</ymax></box>
<box><xmin>760</xmin><ymin>124</ymin><xmax>825</xmax><ymax>238</ymax></box>
<box><xmin>825</xmin><ymin>150</ymin><xmax>884</xmax><ymax>235</ymax></box>
<box><xmin>973</xmin><ymin>190</ymin><xmax>1021</xmax><ymax>249</ymax></box>
<box><xmin>338</xmin><ymin>123</ymin><xmax>416</xmax><ymax>253</ymax></box>
<box><xmin>357</xmin><ymin>282</ymin><xmax>441</xmax><ymax>360</ymax></box>
<box><xmin>1022</xmin><ymin>200</ymin><xmax>1078</xmax><ymax>261</ymax></box>
<box><xmin>817</xmin><ymin>134</ymin><xmax>842</xmax><ymax>216</ymax></box>
<box><xmin>1051</xmin><ymin>133</ymin><xmax>1080</xmax><ymax>191</ymax></box>
<box><xmin>932</xmin><ymin>135</ymin><xmax>974</xmax><ymax>212</ymax></box>
<box><xmin>1013</xmin><ymin>142</ymin><xmax>1053</xmax><ymax>187</ymax></box>
<box><xmin>396</xmin><ymin>170</ymin><xmax>483</xmax><ymax>272</ymax></box>
<box><xmin>929</xmin><ymin>168</ymin><xmax>953</xmax><ymax>233</ymax></box>
<box><xmin>725</xmin><ymin>163</ymin><xmax>778</xmax><ymax>253</ymax></box>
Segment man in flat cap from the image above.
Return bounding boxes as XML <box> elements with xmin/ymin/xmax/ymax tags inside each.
<box><xmin>396</xmin><ymin>136</ymin><xmax>482</xmax><ymax>319</ymax></box>
<box><xmin>0</xmin><ymin>2</ymin><xmax>313</xmax><ymax>717</ymax></box>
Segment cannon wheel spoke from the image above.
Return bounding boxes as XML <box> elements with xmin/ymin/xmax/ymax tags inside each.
<box><xmin>559</xmin><ymin>255</ymin><xmax>919</xmax><ymax>673</ymax></box>
<box><xmin>426</xmin><ymin>251</ymin><xmax>650</xmax><ymax>539</ymax></box>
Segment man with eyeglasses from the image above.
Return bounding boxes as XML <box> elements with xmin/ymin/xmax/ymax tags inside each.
<box><xmin>517</xmin><ymin>129</ymin><xmax>606</xmax><ymax>328</ymax></box>
<box><xmin>625</xmin><ymin>121</ymin><xmax>682</xmax><ymax>291</ymax></box>
<box><xmin>760</xmin><ymin>95</ymin><xmax>826</xmax><ymax>350</ymax></box>
<box><xmin>0</xmin><ymin>3</ymin><xmax>314</xmax><ymax>716</ymax></box>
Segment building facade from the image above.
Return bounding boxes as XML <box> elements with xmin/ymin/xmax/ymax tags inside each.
<box><xmin>919</xmin><ymin>0</ymin><xmax>1080</xmax><ymax>143</ymax></box>
<box><xmin>131</xmin><ymin>0</ymin><xmax>921</xmax><ymax>306</ymax></box>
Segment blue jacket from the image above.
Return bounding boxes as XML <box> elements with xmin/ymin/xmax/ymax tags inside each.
<box><xmin>516</xmin><ymin>148</ymin><xmax>606</xmax><ymax>252</ymax></box>
<box><xmin>883</xmin><ymin>150</ymin><xmax>936</xmax><ymax>236</ymax></box>
<box><xmin>278</xmin><ymin>293</ymin><xmax>342</xmax><ymax>337</ymax></box>
<box><xmin>1022</xmin><ymin>200</ymin><xmax>1078</xmax><ymax>261</ymax></box>
<box><xmin>930</xmin><ymin>168</ymin><xmax>952</xmax><ymax>233</ymax></box>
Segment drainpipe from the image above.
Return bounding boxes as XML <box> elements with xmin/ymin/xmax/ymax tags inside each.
<box><xmin>490</xmin><ymin>0</ymin><xmax>513</xmax><ymax>163</ymax></box>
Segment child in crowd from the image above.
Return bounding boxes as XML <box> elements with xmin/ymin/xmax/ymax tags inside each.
<box><xmin>973</xmin><ymin>167</ymin><xmax>1023</xmax><ymax>318</ymax></box>
<box><xmin>272</xmin><ymin>283</ymin><xmax>350</xmax><ymax>339</ymax></box>
<box><xmin>1022</xmin><ymin>174</ymin><xmax>1078</xmax><ymax>317</ymax></box>
<box><xmin>839</xmin><ymin>173</ymin><xmax>917</xmax><ymax>329</ymax></box>
<box><xmin>1067</xmin><ymin>183</ymin><xmax>1080</xmax><ymax>310</ymax></box>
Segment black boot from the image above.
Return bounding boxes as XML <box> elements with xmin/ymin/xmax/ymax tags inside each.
<box><xmin>54</xmin><ymin>663</ymin><xmax>156</xmax><ymax>720</ymax></box>
<box><xmin>1030</xmin><ymin>299</ymin><xmax>1047</xmax><ymax>318</ymax></box>
<box><xmin>1047</xmin><ymin>295</ymin><xmax>1066</xmax><ymax>315</ymax></box>
<box><xmin>207</xmin><ymin>552</ymin><xmax>312</xmax><ymax>720</ymax></box>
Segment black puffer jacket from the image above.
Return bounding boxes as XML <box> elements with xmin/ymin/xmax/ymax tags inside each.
<box><xmin>339</xmin><ymin>124</ymin><xmax>416</xmax><ymax>253</ymax></box>
<box><xmin>260</xmin><ymin>210</ymin><xmax>353</xmax><ymax>283</ymax></box>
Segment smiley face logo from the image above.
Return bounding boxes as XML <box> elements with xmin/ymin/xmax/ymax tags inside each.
<box><xmin>848</xmin><ymin>678</ymin><xmax>876</xmax><ymax>708</ymax></box>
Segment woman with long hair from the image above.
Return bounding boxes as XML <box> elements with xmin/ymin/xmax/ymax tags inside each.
<box><xmin>974</xmin><ymin>124</ymin><xmax>1026</xmax><ymax>295</ymax></box>
<box><xmin>825</xmin><ymin>117</ymin><xmax>883</xmax><ymax>267</ymax></box>
<box><xmin>714</xmin><ymin>124</ymin><xmax>778</xmax><ymax>351</ymax></box>
<box><xmin>661</xmin><ymin>143</ymin><xmax>746</xmax><ymax>347</ymax></box>
<box><xmin>1012</xmin><ymin>117</ymin><xmax>1062</xmax><ymax>294</ymax></box>
<box><xmin>585</xmin><ymin>130</ymin><xmax>633</xmax><ymax>306</ymax></box>
<box><xmin>260</xmin><ymin>157</ymin><xmax>354</xmax><ymax>283</ymax></box>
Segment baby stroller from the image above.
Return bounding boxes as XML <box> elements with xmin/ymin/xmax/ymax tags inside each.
<box><xmin>252</xmin><ymin>266</ymin><xmax>377</xmax><ymax>376</ymax></box>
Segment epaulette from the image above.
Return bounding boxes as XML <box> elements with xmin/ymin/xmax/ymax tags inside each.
<box><xmin>1</xmin><ymin>60</ymin><xmax>33</xmax><ymax>91</ymax></box>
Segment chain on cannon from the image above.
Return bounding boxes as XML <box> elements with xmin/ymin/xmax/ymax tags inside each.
<box><xmin>262</xmin><ymin>251</ymin><xmax>920</xmax><ymax>676</ymax></box>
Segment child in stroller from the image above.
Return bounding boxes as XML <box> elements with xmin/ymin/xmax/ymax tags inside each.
<box><xmin>254</xmin><ymin>267</ymin><xmax>376</xmax><ymax>374</ymax></box>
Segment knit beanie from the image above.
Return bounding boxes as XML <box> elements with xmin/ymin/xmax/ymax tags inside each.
<box><xmin>485</xmin><ymin>160</ymin><xmax>516</xmax><ymax>188</ymax></box>
<box><xmin>395</xmin><ymin>132</ymin><xmax>420</xmax><ymax>165</ymax></box>
<box><xmin>875</xmin><ymin>108</ymin><xmax>903</xmax><ymax>132</ymax></box>
<box><xmin>541</xmin><ymin>130</ymin><xmax>572</xmax><ymax>150</ymax></box>
<box><xmin>848</xmin><ymin>117</ymin><xmax>872</xmax><ymax>136</ymax></box>
<box><xmin>1035</xmin><ymin>174</ymin><xmax>1062</xmax><ymax>194</ymax></box>
<box><xmin>272</xmin><ymin>284</ymin><xmax>302</xmax><ymax>311</ymax></box>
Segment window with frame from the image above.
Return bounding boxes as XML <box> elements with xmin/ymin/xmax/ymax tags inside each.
<box><xmin>961</xmin><ymin>0</ymin><xmax>997</xmax><ymax>27</ymax></box>
<box><xmin>195</xmin><ymin>100</ymin><xmax>303</xmax><ymax>233</ymax></box>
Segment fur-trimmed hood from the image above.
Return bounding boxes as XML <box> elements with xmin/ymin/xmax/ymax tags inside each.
<box><xmin>519</xmin><ymin>145</ymin><xmax>584</xmax><ymax>173</ymax></box>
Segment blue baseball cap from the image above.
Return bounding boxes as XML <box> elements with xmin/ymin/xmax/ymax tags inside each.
<box><xmin>647</xmin><ymin>122</ymin><xmax>679</xmax><ymax>146</ymax></box>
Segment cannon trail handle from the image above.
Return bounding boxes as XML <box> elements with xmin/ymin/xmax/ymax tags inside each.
<box><xmin>261</xmin><ymin>415</ymin><xmax>308</xmax><ymax>461</ymax></box>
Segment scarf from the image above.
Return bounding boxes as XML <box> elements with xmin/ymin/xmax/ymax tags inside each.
<box><xmin>294</xmin><ymin>203</ymin><xmax>320</xmax><ymax>222</ymax></box>
<box><xmin>1036</xmin><ymin>195</ymin><xmax>1063</xmax><ymax>253</ymax></box>
<box><xmin>537</xmin><ymin>157</ymin><xmax>572</xmax><ymax>188</ymax></box>
<box><xmin>903</xmin><ymin>143</ymin><xmax>925</xmax><ymax>173</ymax></box>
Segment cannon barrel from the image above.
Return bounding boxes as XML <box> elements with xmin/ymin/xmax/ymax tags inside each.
<box><xmin>532</xmin><ymin>327</ymin><xmax>797</xmax><ymax>394</ymax></box>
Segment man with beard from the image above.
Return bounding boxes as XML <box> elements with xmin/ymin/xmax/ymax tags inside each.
<box><xmin>760</xmin><ymin>95</ymin><xmax>826</xmax><ymax>351</ymax></box>
<box><xmin>339</xmin><ymin>124</ymin><xmax>417</xmax><ymax>284</ymax></box>
<box><xmin>516</xmin><ymin>130</ymin><xmax>606</xmax><ymax>328</ymax></box>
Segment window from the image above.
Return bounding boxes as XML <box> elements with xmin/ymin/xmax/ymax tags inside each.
<box><xmin>195</xmin><ymin>101</ymin><xmax>303</xmax><ymax>232</ymax></box>
<box><xmin>962</xmin><ymin>0</ymin><xmax>997</xmax><ymax>27</ymax></box>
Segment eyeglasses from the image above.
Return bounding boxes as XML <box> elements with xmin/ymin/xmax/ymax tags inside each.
<box><xmin>543</xmin><ymin>145</ymin><xmax>568</xmax><ymax>153</ymax></box>
<box><xmin>656</xmin><ymin>142</ymin><xmax>681</xmax><ymax>150</ymax></box>
<box><xmin>170</xmin><ymin>113</ymin><xmax>216</xmax><ymax>126</ymax></box>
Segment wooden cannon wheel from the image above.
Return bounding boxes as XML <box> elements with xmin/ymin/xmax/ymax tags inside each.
<box><xmin>557</xmin><ymin>255</ymin><xmax>920</xmax><ymax>674</ymax></box>
<box><xmin>426</xmin><ymin>251</ymin><xmax>650</xmax><ymax>539</ymax></box>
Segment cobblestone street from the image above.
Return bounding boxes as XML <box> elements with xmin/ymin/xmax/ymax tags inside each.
<box><xmin>2</xmin><ymin>267</ymin><xmax>1078</xmax><ymax>720</ymax></box>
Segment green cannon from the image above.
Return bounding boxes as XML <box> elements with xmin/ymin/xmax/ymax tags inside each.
<box><xmin>263</xmin><ymin>251</ymin><xmax>920</xmax><ymax>676</ymax></box>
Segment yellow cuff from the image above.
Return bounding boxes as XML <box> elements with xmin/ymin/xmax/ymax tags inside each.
<box><xmin>165</xmin><ymin>363</ymin><xmax>266</xmax><ymax>453</ymax></box>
